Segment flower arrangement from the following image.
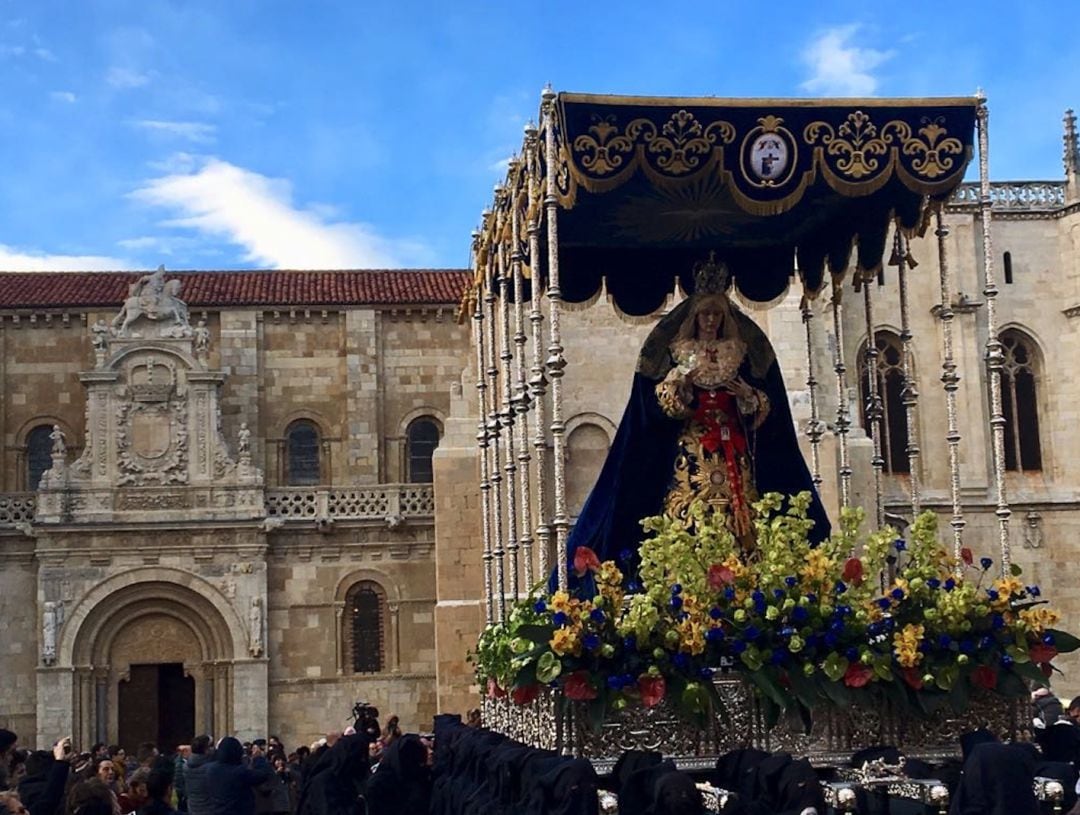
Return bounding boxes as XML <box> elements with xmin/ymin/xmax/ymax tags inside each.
<box><xmin>473</xmin><ymin>493</ymin><xmax>1078</xmax><ymax>728</ymax></box>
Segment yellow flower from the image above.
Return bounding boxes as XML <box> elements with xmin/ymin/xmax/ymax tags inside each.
<box><xmin>597</xmin><ymin>561</ymin><xmax>623</xmax><ymax>587</ymax></box>
<box><xmin>893</xmin><ymin>623</ymin><xmax>924</xmax><ymax>668</ymax></box>
<box><xmin>677</xmin><ymin>618</ymin><xmax>706</xmax><ymax>656</ymax></box>
<box><xmin>993</xmin><ymin>577</ymin><xmax>1023</xmax><ymax>599</ymax></box>
<box><xmin>1020</xmin><ymin>606</ymin><xmax>1060</xmax><ymax>634</ymax></box>
<box><xmin>800</xmin><ymin>549</ymin><xmax>832</xmax><ymax>584</ymax></box>
<box><xmin>550</xmin><ymin>591</ymin><xmax>572</xmax><ymax>613</ymax></box>
<box><xmin>550</xmin><ymin>626</ymin><xmax>581</xmax><ymax>657</ymax></box>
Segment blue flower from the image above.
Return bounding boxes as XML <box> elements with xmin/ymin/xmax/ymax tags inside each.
<box><xmin>533</xmin><ymin>600</ymin><xmax>547</xmax><ymax>613</ymax></box>
<box><xmin>780</xmin><ymin>627</ymin><xmax>796</xmax><ymax>638</ymax></box>
<box><xmin>773</xmin><ymin>588</ymin><xmax>786</xmax><ymax>600</ymax></box>
<box><xmin>791</xmin><ymin>606</ymin><xmax>808</xmax><ymax>623</ymax></box>
<box><xmin>986</xmin><ymin>589</ymin><xmax>1000</xmax><ymax>602</ymax></box>
<box><xmin>937</xmin><ymin>634</ymin><xmax>952</xmax><ymax>649</ymax></box>
<box><xmin>927</xmin><ymin>578</ymin><xmax>941</xmax><ymax>590</ymax></box>
<box><xmin>836</xmin><ymin>605</ymin><xmax>852</xmax><ymax>618</ymax></box>
<box><xmin>829</xmin><ymin>619</ymin><xmax>845</xmax><ymax>633</ymax></box>
<box><xmin>895</xmin><ymin>538</ymin><xmax>907</xmax><ymax>551</ymax></box>
<box><xmin>623</xmin><ymin>634</ymin><xmax>637</xmax><ymax>650</ymax></box>
<box><xmin>1043</xmin><ymin>633</ymin><xmax>1057</xmax><ymax>646</ymax></box>
<box><xmin>835</xmin><ymin>581</ymin><xmax>848</xmax><ymax>594</ymax></box>
<box><xmin>723</xmin><ymin>587</ymin><xmax>736</xmax><ymax>600</ymax></box>
<box><xmin>607</xmin><ymin>675</ymin><xmax>624</xmax><ymax>689</ymax></box>
<box><xmin>824</xmin><ymin>632</ymin><xmax>839</xmax><ymax>648</ymax></box>
<box><xmin>770</xmin><ymin>650</ymin><xmax>785</xmax><ymax>665</ymax></box>
<box><xmin>877</xmin><ymin>598</ymin><xmax>892</xmax><ymax>610</ymax></box>
<box><xmin>709</xmin><ymin>607</ymin><xmax>723</xmax><ymax>620</ymax></box>
<box><xmin>959</xmin><ymin>639</ymin><xmax>975</xmax><ymax>654</ymax></box>
<box><xmin>991</xmin><ymin>613</ymin><xmax>1006</xmax><ymax>630</ymax></box>
<box><xmin>583</xmin><ymin>633</ymin><xmax>601</xmax><ymax>651</ymax></box>
<box><xmin>732</xmin><ymin>640</ymin><xmax>747</xmax><ymax>654</ymax></box>
<box><xmin>745</xmin><ymin>625</ymin><xmax>761</xmax><ymax>641</ymax></box>
<box><xmin>978</xmin><ymin>636</ymin><xmax>992</xmax><ymax>650</ymax></box>
<box><xmin>707</xmin><ymin>627</ymin><xmax>725</xmax><ymax>642</ymax></box>
<box><xmin>618</xmin><ymin>548</ymin><xmax>633</xmax><ymax>564</ymax></box>
<box><xmin>670</xmin><ymin>595</ymin><xmax>683</xmax><ymax>611</ymax></box>
<box><xmin>806</xmin><ymin>593</ymin><xmax>818</xmax><ymax>604</ymax></box>
<box><xmin>552</xmin><ymin>612</ymin><xmax>568</xmax><ymax>627</ymax></box>
<box><xmin>1001</xmin><ymin>654</ymin><xmax>1014</xmax><ymax>667</ymax></box>
<box><xmin>845</xmin><ymin>647</ymin><xmax>859</xmax><ymax>661</ymax></box>
<box><xmin>671</xmin><ymin>583</ymin><xmax>683</xmax><ymax>595</ymax></box>
<box><xmin>699</xmin><ymin>666</ymin><xmax>715</xmax><ymax>680</ymax></box>
<box><xmin>628</xmin><ymin>580</ymin><xmax>641</xmax><ymax>593</ymax></box>
<box><xmin>980</xmin><ymin>557</ymin><xmax>993</xmax><ymax>570</ymax></box>
<box><xmin>1028</xmin><ymin>585</ymin><xmax>1042</xmax><ymax>598</ymax></box>
<box><xmin>944</xmin><ymin>578</ymin><xmax>956</xmax><ymax>591</ymax></box>
<box><xmin>891</xmin><ymin>588</ymin><xmax>905</xmax><ymax>601</ymax></box>
<box><xmin>590</xmin><ymin>608</ymin><xmax>605</xmax><ymax>623</ymax></box>
<box><xmin>785</xmin><ymin>576</ymin><xmax>798</xmax><ymax>588</ymax></box>
<box><xmin>752</xmin><ymin>590</ymin><xmax>766</xmax><ymax>605</ymax></box>
<box><xmin>673</xmin><ymin>653</ymin><xmax>690</xmax><ymax>670</ymax></box>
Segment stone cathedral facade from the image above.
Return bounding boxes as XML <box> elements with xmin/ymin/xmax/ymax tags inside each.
<box><xmin>3</xmin><ymin>115</ymin><xmax>1080</xmax><ymax>750</ymax></box>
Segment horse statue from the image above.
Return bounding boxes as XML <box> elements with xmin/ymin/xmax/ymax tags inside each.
<box><xmin>112</xmin><ymin>265</ymin><xmax>191</xmax><ymax>336</ymax></box>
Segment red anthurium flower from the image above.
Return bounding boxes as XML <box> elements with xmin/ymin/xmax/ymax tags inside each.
<box><xmin>1030</xmin><ymin>643</ymin><xmax>1059</xmax><ymax>664</ymax></box>
<box><xmin>573</xmin><ymin>546</ymin><xmax>601</xmax><ymax>577</ymax></box>
<box><xmin>971</xmin><ymin>665</ymin><xmax>998</xmax><ymax>690</ymax></box>
<box><xmin>842</xmin><ymin>557</ymin><xmax>864</xmax><ymax>586</ymax></box>
<box><xmin>708</xmin><ymin>564</ymin><xmax>736</xmax><ymax>589</ymax></box>
<box><xmin>511</xmin><ymin>683</ymin><xmax>540</xmax><ymax>706</ymax></box>
<box><xmin>487</xmin><ymin>678</ymin><xmax>507</xmax><ymax>699</ymax></box>
<box><xmin>960</xmin><ymin>547</ymin><xmax>973</xmax><ymax>566</ymax></box>
<box><xmin>902</xmin><ymin>667</ymin><xmax>924</xmax><ymax>690</ymax></box>
<box><xmin>843</xmin><ymin>662</ymin><xmax>874</xmax><ymax>688</ymax></box>
<box><xmin>638</xmin><ymin>675</ymin><xmax>666</xmax><ymax>708</ymax></box>
<box><xmin>563</xmin><ymin>670</ymin><xmax>598</xmax><ymax>701</ymax></box>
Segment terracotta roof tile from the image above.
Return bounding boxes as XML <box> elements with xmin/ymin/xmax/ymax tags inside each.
<box><xmin>0</xmin><ymin>269</ymin><xmax>472</xmax><ymax>310</ymax></box>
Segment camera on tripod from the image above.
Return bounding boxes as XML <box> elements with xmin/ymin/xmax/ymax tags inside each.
<box><xmin>351</xmin><ymin>700</ymin><xmax>381</xmax><ymax>740</ymax></box>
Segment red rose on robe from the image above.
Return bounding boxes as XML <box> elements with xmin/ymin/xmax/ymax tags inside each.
<box><xmin>573</xmin><ymin>546</ymin><xmax>601</xmax><ymax>577</ymax></box>
<box><xmin>1029</xmin><ymin>644</ymin><xmax>1058</xmax><ymax>664</ymax></box>
<box><xmin>842</xmin><ymin>557</ymin><xmax>864</xmax><ymax>586</ymax></box>
<box><xmin>843</xmin><ymin>662</ymin><xmax>874</xmax><ymax>688</ymax></box>
<box><xmin>511</xmin><ymin>683</ymin><xmax>540</xmax><ymax>706</ymax></box>
<box><xmin>960</xmin><ymin>547</ymin><xmax>973</xmax><ymax>566</ymax></box>
<box><xmin>638</xmin><ymin>675</ymin><xmax>666</xmax><ymax>708</ymax></box>
<box><xmin>971</xmin><ymin>665</ymin><xmax>998</xmax><ymax>690</ymax></box>
<box><xmin>563</xmin><ymin>670</ymin><xmax>598</xmax><ymax>701</ymax></box>
<box><xmin>902</xmin><ymin>667</ymin><xmax>924</xmax><ymax>690</ymax></box>
<box><xmin>708</xmin><ymin>564</ymin><xmax>736</xmax><ymax>589</ymax></box>
<box><xmin>487</xmin><ymin>678</ymin><xmax>507</xmax><ymax>699</ymax></box>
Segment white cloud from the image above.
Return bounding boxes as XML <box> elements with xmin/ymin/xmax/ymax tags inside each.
<box><xmin>133</xmin><ymin>119</ymin><xmax>216</xmax><ymax>144</ymax></box>
<box><xmin>0</xmin><ymin>45</ymin><xmax>26</xmax><ymax>58</ymax></box>
<box><xmin>800</xmin><ymin>25</ymin><xmax>893</xmax><ymax>96</ymax></box>
<box><xmin>130</xmin><ymin>157</ymin><xmax>429</xmax><ymax>269</ymax></box>
<box><xmin>106</xmin><ymin>66</ymin><xmax>152</xmax><ymax>88</ymax></box>
<box><xmin>50</xmin><ymin>90</ymin><xmax>76</xmax><ymax>103</ymax></box>
<box><xmin>0</xmin><ymin>243</ymin><xmax>133</xmax><ymax>272</ymax></box>
<box><xmin>33</xmin><ymin>47</ymin><xmax>56</xmax><ymax>62</ymax></box>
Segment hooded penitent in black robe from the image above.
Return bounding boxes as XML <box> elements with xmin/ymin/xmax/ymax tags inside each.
<box><xmin>949</xmin><ymin>742</ymin><xmax>1040</xmax><ymax>815</ymax></box>
<box><xmin>363</xmin><ymin>735</ymin><xmax>431</xmax><ymax>815</ymax></box>
<box><xmin>562</xmin><ymin>292</ymin><xmax>829</xmax><ymax>586</ymax></box>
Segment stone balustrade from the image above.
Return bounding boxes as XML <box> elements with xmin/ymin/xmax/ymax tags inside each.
<box><xmin>0</xmin><ymin>484</ymin><xmax>433</xmax><ymax>528</ymax></box>
<box><xmin>0</xmin><ymin>492</ymin><xmax>36</xmax><ymax>527</ymax></box>
<box><xmin>264</xmin><ymin>484</ymin><xmax>435</xmax><ymax>522</ymax></box>
<box><xmin>950</xmin><ymin>180</ymin><xmax>1067</xmax><ymax>211</ymax></box>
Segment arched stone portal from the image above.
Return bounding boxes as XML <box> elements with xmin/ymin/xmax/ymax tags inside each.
<box><xmin>46</xmin><ymin>570</ymin><xmax>259</xmax><ymax>749</ymax></box>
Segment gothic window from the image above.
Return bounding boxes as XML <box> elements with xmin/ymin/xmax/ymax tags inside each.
<box><xmin>858</xmin><ymin>331</ymin><xmax>911</xmax><ymax>474</ymax></box>
<box><xmin>406</xmin><ymin>418</ymin><xmax>440</xmax><ymax>483</ymax></box>
<box><xmin>26</xmin><ymin>425</ymin><xmax>54</xmax><ymax>490</ymax></box>
<box><xmin>286</xmin><ymin>420</ymin><xmax>321</xmax><ymax>485</ymax></box>
<box><xmin>1000</xmin><ymin>329</ymin><xmax>1042</xmax><ymax>472</ymax></box>
<box><xmin>345</xmin><ymin>581</ymin><xmax>386</xmax><ymax>674</ymax></box>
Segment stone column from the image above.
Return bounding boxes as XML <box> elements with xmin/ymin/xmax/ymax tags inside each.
<box><xmin>432</xmin><ymin>371</ymin><xmax>485</xmax><ymax>716</ymax></box>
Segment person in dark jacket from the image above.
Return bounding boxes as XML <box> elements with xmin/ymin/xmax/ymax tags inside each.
<box><xmin>205</xmin><ymin>739</ymin><xmax>271</xmax><ymax>815</ymax></box>
<box><xmin>950</xmin><ymin>742</ymin><xmax>1040</xmax><ymax>815</ymax></box>
<box><xmin>0</xmin><ymin>730</ymin><xmax>17</xmax><ymax>792</ymax></box>
<box><xmin>136</xmin><ymin>768</ymin><xmax>177</xmax><ymax>815</ymax></box>
<box><xmin>183</xmin><ymin>738</ymin><xmax>213</xmax><ymax>815</ymax></box>
<box><xmin>296</xmin><ymin>736</ymin><xmax>369</xmax><ymax>815</ymax></box>
<box><xmin>17</xmin><ymin>742</ymin><xmax>70</xmax><ymax>815</ymax></box>
<box><xmin>363</xmin><ymin>735</ymin><xmax>429</xmax><ymax>815</ymax></box>
<box><xmin>253</xmin><ymin>756</ymin><xmax>290</xmax><ymax>815</ymax></box>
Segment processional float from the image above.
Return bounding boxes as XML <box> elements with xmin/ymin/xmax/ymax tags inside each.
<box><xmin>462</xmin><ymin>89</ymin><xmax>1074</xmax><ymax>807</ymax></box>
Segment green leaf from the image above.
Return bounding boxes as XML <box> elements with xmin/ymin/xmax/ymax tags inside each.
<box><xmin>996</xmin><ymin>670</ymin><xmax>1028</xmax><ymax>698</ymax></box>
<box><xmin>1048</xmin><ymin>629</ymin><xmax>1080</xmax><ymax>654</ymax></box>
<box><xmin>748</xmin><ymin>668</ymin><xmax>790</xmax><ymax>711</ymax></box>
<box><xmin>1011</xmin><ymin>660</ymin><xmax>1050</xmax><ymax>688</ymax></box>
<box><xmin>822</xmin><ymin>653</ymin><xmax>849</xmax><ymax>682</ymax></box>
<box><xmin>947</xmin><ymin>675</ymin><xmax>969</xmax><ymax>714</ymax></box>
<box><xmin>1010</xmin><ymin>562</ymin><xmax>1023</xmax><ymax>576</ymax></box>
<box><xmin>515</xmin><ymin>624</ymin><xmax>554</xmax><ymax>644</ymax></box>
<box><xmin>787</xmin><ymin>669</ymin><xmax>822</xmax><ymax>711</ymax></box>
<box><xmin>587</xmin><ymin>697</ymin><xmax>607</xmax><ymax>731</ymax></box>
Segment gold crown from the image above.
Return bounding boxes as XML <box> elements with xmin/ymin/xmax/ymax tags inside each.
<box><xmin>693</xmin><ymin>252</ymin><xmax>731</xmax><ymax>295</ymax></box>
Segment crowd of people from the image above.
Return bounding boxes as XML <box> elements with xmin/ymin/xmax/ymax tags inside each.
<box><xmin>0</xmin><ymin>709</ymin><xmax>435</xmax><ymax>815</ymax></box>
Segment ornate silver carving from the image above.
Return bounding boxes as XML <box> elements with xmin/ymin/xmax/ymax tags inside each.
<box><xmin>831</xmin><ymin>282</ymin><xmax>852</xmax><ymax>507</ymax></box>
<box><xmin>950</xmin><ymin>181</ymin><xmax>1066</xmax><ymax>211</ymax></box>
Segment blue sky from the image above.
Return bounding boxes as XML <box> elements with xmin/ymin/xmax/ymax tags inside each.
<box><xmin>1</xmin><ymin>1</ymin><xmax>1077</xmax><ymax>271</ymax></box>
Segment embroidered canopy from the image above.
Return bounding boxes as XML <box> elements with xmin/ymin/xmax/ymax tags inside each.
<box><xmin>474</xmin><ymin>92</ymin><xmax>979</xmax><ymax>315</ymax></box>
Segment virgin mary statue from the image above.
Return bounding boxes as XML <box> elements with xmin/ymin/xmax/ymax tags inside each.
<box><xmin>564</xmin><ymin>254</ymin><xmax>830</xmax><ymax>577</ymax></box>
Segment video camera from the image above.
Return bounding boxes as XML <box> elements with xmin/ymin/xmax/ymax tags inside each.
<box><xmin>350</xmin><ymin>701</ymin><xmax>381</xmax><ymax>740</ymax></box>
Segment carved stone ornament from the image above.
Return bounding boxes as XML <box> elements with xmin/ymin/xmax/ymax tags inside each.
<box><xmin>113</xmin><ymin>265</ymin><xmax>193</xmax><ymax>338</ymax></box>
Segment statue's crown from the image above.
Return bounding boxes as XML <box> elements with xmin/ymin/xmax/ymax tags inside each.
<box><xmin>693</xmin><ymin>252</ymin><xmax>731</xmax><ymax>295</ymax></box>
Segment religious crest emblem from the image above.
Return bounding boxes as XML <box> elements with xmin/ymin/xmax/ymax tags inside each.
<box><xmin>740</xmin><ymin>116</ymin><xmax>797</xmax><ymax>188</ymax></box>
